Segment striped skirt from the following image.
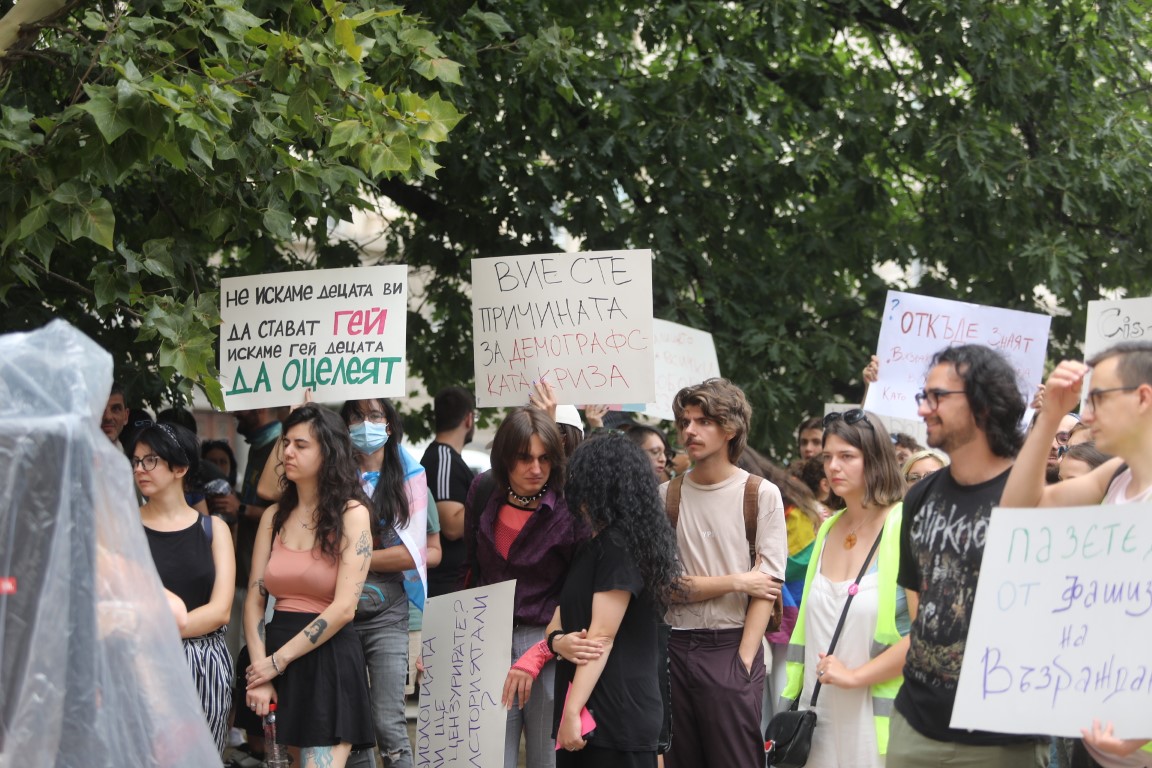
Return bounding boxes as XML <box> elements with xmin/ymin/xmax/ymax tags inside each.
<box><xmin>182</xmin><ymin>626</ymin><xmax>233</xmax><ymax>752</ymax></box>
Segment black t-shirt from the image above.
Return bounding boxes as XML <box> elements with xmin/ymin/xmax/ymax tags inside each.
<box><xmin>552</xmin><ymin>529</ymin><xmax>662</xmax><ymax>752</ymax></box>
<box><xmin>421</xmin><ymin>441</ymin><xmax>475</xmax><ymax>597</ymax></box>
<box><xmin>896</xmin><ymin>466</ymin><xmax>1041</xmax><ymax>745</ymax></box>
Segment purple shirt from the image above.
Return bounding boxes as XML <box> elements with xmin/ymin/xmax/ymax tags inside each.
<box><xmin>463</xmin><ymin>472</ymin><xmax>588</xmax><ymax>625</ymax></box>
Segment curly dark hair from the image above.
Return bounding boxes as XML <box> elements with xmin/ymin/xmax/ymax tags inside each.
<box><xmin>275</xmin><ymin>404</ymin><xmax>369</xmax><ymax>563</ymax></box>
<box><xmin>201</xmin><ymin>439</ymin><xmax>238</xmax><ymax>487</ymax></box>
<box><xmin>340</xmin><ymin>398</ymin><xmax>410</xmax><ymax>537</ymax></box>
<box><xmin>132</xmin><ymin>422</ymin><xmax>202</xmax><ymax>493</ymax></box>
<box><xmin>564</xmin><ymin>433</ymin><xmax>684</xmax><ymax>610</ymax></box>
<box><xmin>790</xmin><ymin>455</ymin><xmax>844</xmax><ymax>511</ymax></box>
<box><xmin>931</xmin><ymin>345</ymin><xmax>1026</xmax><ymax>458</ymax></box>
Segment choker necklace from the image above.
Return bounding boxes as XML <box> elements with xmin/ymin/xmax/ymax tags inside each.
<box><xmin>508</xmin><ymin>485</ymin><xmax>547</xmax><ymax>506</ymax></box>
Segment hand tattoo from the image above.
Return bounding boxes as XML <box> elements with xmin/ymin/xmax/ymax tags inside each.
<box><xmin>304</xmin><ymin>618</ymin><xmax>328</xmax><ymax>644</ymax></box>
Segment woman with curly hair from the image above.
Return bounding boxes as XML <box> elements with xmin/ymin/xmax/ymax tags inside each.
<box><xmin>509</xmin><ymin>432</ymin><xmax>682</xmax><ymax>768</ymax></box>
<box><xmin>242</xmin><ymin>404</ymin><xmax>374</xmax><ymax>768</ymax></box>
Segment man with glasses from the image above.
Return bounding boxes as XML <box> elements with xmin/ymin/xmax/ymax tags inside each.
<box><xmin>1002</xmin><ymin>341</ymin><xmax>1152</xmax><ymax>768</ymax></box>
<box><xmin>888</xmin><ymin>345</ymin><xmax>1048</xmax><ymax>768</ymax></box>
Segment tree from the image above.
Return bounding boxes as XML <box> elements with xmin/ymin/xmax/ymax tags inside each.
<box><xmin>0</xmin><ymin>0</ymin><xmax>462</xmax><ymax>405</ymax></box>
<box><xmin>4</xmin><ymin>0</ymin><xmax>1152</xmax><ymax>457</ymax></box>
<box><xmin>391</xmin><ymin>0</ymin><xmax>1152</xmax><ymax>454</ymax></box>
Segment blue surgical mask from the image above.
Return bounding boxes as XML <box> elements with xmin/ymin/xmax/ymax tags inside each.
<box><xmin>349</xmin><ymin>421</ymin><xmax>389</xmax><ymax>454</ymax></box>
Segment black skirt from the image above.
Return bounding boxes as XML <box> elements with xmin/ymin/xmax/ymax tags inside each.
<box><xmin>265</xmin><ymin>610</ymin><xmax>374</xmax><ymax>750</ymax></box>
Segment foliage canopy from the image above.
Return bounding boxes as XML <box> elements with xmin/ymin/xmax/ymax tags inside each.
<box><xmin>3</xmin><ymin>0</ymin><xmax>1152</xmax><ymax>455</ymax></box>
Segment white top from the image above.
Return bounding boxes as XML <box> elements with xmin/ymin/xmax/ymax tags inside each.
<box><xmin>798</xmin><ymin>545</ymin><xmax>882</xmax><ymax>768</ymax></box>
<box><xmin>1088</xmin><ymin>468</ymin><xmax>1152</xmax><ymax>768</ymax></box>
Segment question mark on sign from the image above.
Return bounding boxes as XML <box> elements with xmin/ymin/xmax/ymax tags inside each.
<box><xmin>888</xmin><ymin>296</ymin><xmax>900</xmax><ymax>322</ymax></box>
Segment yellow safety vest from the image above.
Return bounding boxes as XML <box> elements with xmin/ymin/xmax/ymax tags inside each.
<box><xmin>779</xmin><ymin>503</ymin><xmax>905</xmax><ymax>755</ymax></box>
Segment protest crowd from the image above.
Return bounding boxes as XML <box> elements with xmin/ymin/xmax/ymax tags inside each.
<box><xmin>6</xmin><ymin>315</ymin><xmax>1152</xmax><ymax>768</ymax></box>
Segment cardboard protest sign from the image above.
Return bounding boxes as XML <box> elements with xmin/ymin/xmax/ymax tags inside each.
<box><xmin>951</xmin><ymin>505</ymin><xmax>1152</xmax><ymax>738</ymax></box>
<box><xmin>471</xmin><ymin>250</ymin><xmax>655</xmax><ymax>407</ymax></box>
<box><xmin>643</xmin><ymin>319</ymin><xmax>722</xmax><ymax>421</ymax></box>
<box><xmin>417</xmin><ymin>581</ymin><xmax>516</xmax><ymax>767</ymax></box>
<box><xmin>1084</xmin><ymin>297</ymin><xmax>1152</xmax><ymax>359</ymax></box>
<box><xmin>863</xmin><ymin>290</ymin><xmax>1050</xmax><ymax>420</ymax></box>
<box><xmin>219</xmin><ymin>266</ymin><xmax>408</xmax><ymax>410</ymax></box>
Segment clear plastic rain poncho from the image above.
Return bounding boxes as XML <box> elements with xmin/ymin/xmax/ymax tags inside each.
<box><xmin>0</xmin><ymin>320</ymin><xmax>220</xmax><ymax>767</ymax></box>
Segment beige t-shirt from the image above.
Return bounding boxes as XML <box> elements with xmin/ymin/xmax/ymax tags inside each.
<box><xmin>662</xmin><ymin>468</ymin><xmax>787</xmax><ymax>630</ymax></box>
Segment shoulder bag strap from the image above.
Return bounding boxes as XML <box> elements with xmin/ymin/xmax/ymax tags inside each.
<box><xmin>809</xmin><ymin>526</ymin><xmax>885</xmax><ymax>707</ymax></box>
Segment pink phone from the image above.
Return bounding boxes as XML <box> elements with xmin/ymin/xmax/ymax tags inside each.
<box><xmin>555</xmin><ymin>685</ymin><xmax>597</xmax><ymax>749</ymax></box>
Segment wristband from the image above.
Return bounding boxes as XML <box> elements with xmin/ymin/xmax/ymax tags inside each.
<box><xmin>511</xmin><ymin>639</ymin><xmax>554</xmax><ymax>679</ymax></box>
<box><xmin>547</xmin><ymin>629</ymin><xmax>565</xmax><ymax>655</ymax></box>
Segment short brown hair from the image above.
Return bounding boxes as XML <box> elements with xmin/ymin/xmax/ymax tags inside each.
<box><xmin>672</xmin><ymin>378</ymin><xmax>751</xmax><ymax>464</ymax></box>
<box><xmin>1088</xmin><ymin>341</ymin><xmax>1152</xmax><ymax>388</ymax></box>
<box><xmin>490</xmin><ymin>407</ymin><xmax>566</xmax><ymax>491</ymax></box>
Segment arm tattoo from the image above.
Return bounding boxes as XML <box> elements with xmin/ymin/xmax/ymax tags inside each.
<box><xmin>303</xmin><ymin>618</ymin><xmax>328</xmax><ymax>644</ymax></box>
<box><xmin>355</xmin><ymin>530</ymin><xmax>371</xmax><ymax>558</ymax></box>
<box><xmin>257</xmin><ymin>619</ymin><xmax>265</xmax><ymax>642</ymax></box>
<box><xmin>354</xmin><ymin>581</ymin><xmax>364</xmax><ymax>600</ymax></box>
<box><xmin>254</xmin><ymin>578</ymin><xmax>268</xmax><ymax>599</ymax></box>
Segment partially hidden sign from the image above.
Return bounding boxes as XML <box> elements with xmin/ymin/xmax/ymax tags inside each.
<box><xmin>220</xmin><ymin>266</ymin><xmax>408</xmax><ymax>409</ymax></box>
<box><xmin>1084</xmin><ymin>296</ymin><xmax>1152</xmax><ymax>359</ymax></box>
<box><xmin>643</xmin><ymin>319</ymin><xmax>721</xmax><ymax>422</ymax></box>
<box><xmin>951</xmin><ymin>505</ymin><xmax>1152</xmax><ymax>738</ymax></box>
<box><xmin>863</xmin><ymin>290</ymin><xmax>1050</xmax><ymax>420</ymax></box>
<box><xmin>417</xmin><ymin>580</ymin><xmax>516</xmax><ymax>767</ymax></box>
<box><xmin>471</xmin><ymin>250</ymin><xmax>655</xmax><ymax>407</ymax></box>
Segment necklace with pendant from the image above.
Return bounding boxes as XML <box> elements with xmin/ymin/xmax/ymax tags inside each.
<box><xmin>508</xmin><ymin>484</ymin><xmax>547</xmax><ymax>506</ymax></box>
<box><xmin>299</xmin><ymin>506</ymin><xmax>319</xmax><ymax>530</ymax></box>
<box><xmin>843</xmin><ymin>515</ymin><xmax>869</xmax><ymax>549</ymax></box>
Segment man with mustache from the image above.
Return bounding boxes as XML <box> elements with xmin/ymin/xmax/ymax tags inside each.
<box><xmin>662</xmin><ymin>378</ymin><xmax>787</xmax><ymax>768</ymax></box>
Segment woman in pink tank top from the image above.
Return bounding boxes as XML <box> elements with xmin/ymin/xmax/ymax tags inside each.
<box><xmin>242</xmin><ymin>404</ymin><xmax>375</xmax><ymax>768</ymax></box>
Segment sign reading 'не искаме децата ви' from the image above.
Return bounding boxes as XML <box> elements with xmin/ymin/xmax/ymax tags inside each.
<box><xmin>471</xmin><ymin>250</ymin><xmax>655</xmax><ymax>407</ymax></box>
<box><xmin>219</xmin><ymin>266</ymin><xmax>408</xmax><ymax>410</ymax></box>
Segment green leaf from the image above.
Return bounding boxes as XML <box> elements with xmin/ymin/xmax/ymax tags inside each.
<box><xmin>333</xmin><ymin>18</ymin><xmax>363</xmax><ymax>60</ymax></box>
<box><xmin>412</xmin><ymin>57</ymin><xmax>463</xmax><ymax>85</ymax></box>
<box><xmin>413</xmin><ymin>93</ymin><xmax>464</xmax><ymax>142</ymax></box>
<box><xmin>329</xmin><ymin>118</ymin><xmax>364</xmax><ymax>148</ymax></box>
<box><xmin>77</xmin><ymin>91</ymin><xmax>134</xmax><ymax>143</ymax></box>
<box><xmin>65</xmin><ymin>197</ymin><xmax>115</xmax><ymax>250</ymax></box>
<box><xmin>465</xmin><ymin>6</ymin><xmax>514</xmax><ymax>37</ymax></box>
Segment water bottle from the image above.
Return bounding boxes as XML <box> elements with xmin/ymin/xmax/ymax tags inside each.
<box><xmin>264</xmin><ymin>702</ymin><xmax>289</xmax><ymax>768</ymax></box>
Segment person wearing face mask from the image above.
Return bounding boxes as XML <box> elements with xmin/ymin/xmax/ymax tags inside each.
<box><xmin>339</xmin><ymin>398</ymin><xmax>429</xmax><ymax>768</ymax></box>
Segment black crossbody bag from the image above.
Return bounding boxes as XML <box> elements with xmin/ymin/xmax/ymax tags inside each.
<box><xmin>764</xmin><ymin>526</ymin><xmax>885</xmax><ymax>767</ymax></box>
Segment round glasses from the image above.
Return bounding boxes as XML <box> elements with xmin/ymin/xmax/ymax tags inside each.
<box><xmin>347</xmin><ymin>410</ymin><xmax>387</xmax><ymax>425</ymax></box>
<box><xmin>130</xmin><ymin>454</ymin><xmax>161</xmax><ymax>471</ymax></box>
<box><xmin>914</xmin><ymin>388</ymin><xmax>966</xmax><ymax>411</ymax></box>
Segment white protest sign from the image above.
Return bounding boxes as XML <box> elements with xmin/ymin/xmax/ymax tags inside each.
<box><xmin>1084</xmin><ymin>297</ymin><xmax>1152</xmax><ymax>359</ymax></box>
<box><xmin>951</xmin><ymin>505</ymin><xmax>1152</xmax><ymax>738</ymax></box>
<box><xmin>471</xmin><ymin>250</ymin><xmax>654</xmax><ymax>407</ymax></box>
<box><xmin>863</xmin><ymin>290</ymin><xmax>1050</xmax><ymax>420</ymax></box>
<box><xmin>219</xmin><ymin>266</ymin><xmax>408</xmax><ymax>410</ymax></box>
<box><xmin>417</xmin><ymin>580</ymin><xmax>516</xmax><ymax>767</ymax></box>
<box><xmin>642</xmin><ymin>319</ymin><xmax>722</xmax><ymax>421</ymax></box>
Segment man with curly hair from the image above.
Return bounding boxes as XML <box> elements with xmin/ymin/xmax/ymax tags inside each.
<box><xmin>662</xmin><ymin>378</ymin><xmax>787</xmax><ymax>768</ymax></box>
<box><xmin>889</xmin><ymin>345</ymin><xmax>1048</xmax><ymax>767</ymax></box>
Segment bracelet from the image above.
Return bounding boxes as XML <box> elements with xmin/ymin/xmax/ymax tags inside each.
<box><xmin>270</xmin><ymin>653</ymin><xmax>281</xmax><ymax>675</ymax></box>
<box><xmin>546</xmin><ymin>629</ymin><xmax>565</xmax><ymax>656</ymax></box>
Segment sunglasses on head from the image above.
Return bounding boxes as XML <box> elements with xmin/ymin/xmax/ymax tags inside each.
<box><xmin>823</xmin><ymin>409</ymin><xmax>874</xmax><ymax>430</ymax></box>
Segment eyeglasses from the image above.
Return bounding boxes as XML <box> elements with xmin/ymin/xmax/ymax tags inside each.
<box><xmin>644</xmin><ymin>447</ymin><xmax>666</xmax><ymax>459</ymax></box>
<box><xmin>1054</xmin><ymin>431</ymin><xmax>1072</xmax><ymax>446</ymax></box>
<box><xmin>823</xmin><ymin>409</ymin><xmax>874</xmax><ymax>430</ymax></box>
<box><xmin>914</xmin><ymin>389</ymin><xmax>966</xmax><ymax>411</ymax></box>
<box><xmin>348</xmin><ymin>410</ymin><xmax>387</xmax><ymax>425</ymax></box>
<box><xmin>130</xmin><ymin>454</ymin><xmax>161</xmax><ymax>471</ymax></box>
<box><xmin>905</xmin><ymin>469</ymin><xmax>938</xmax><ymax>483</ymax></box>
<box><xmin>1085</xmin><ymin>386</ymin><xmax>1138</xmax><ymax>411</ymax></box>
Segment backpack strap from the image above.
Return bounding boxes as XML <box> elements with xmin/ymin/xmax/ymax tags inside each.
<box><xmin>200</xmin><ymin>513</ymin><xmax>213</xmax><ymax>544</ymax></box>
<box><xmin>464</xmin><ymin>470</ymin><xmax>499</xmax><ymax>588</ymax></box>
<box><xmin>665</xmin><ymin>475</ymin><xmax>684</xmax><ymax>529</ymax></box>
<box><xmin>743</xmin><ymin>474</ymin><xmax>763</xmax><ymax>560</ymax></box>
